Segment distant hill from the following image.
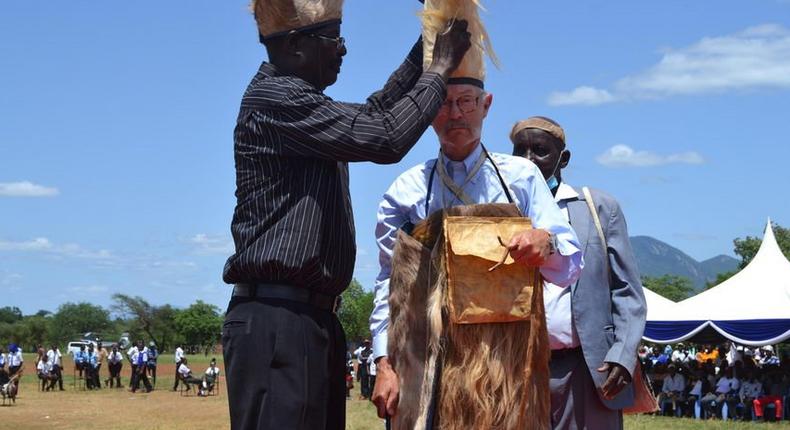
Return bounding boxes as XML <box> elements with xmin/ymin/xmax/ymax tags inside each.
<box><xmin>630</xmin><ymin>236</ymin><xmax>739</xmax><ymax>291</ymax></box>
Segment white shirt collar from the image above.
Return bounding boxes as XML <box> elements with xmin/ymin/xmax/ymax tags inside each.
<box><xmin>443</xmin><ymin>142</ymin><xmax>483</xmax><ymax>174</ymax></box>
<box><xmin>554</xmin><ymin>182</ymin><xmax>578</xmax><ymax>203</ymax></box>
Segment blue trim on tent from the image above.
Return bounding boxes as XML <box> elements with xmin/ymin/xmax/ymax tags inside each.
<box><xmin>712</xmin><ymin>319</ymin><xmax>790</xmax><ymax>342</ymax></box>
<box><xmin>645</xmin><ymin>319</ymin><xmax>790</xmax><ymax>343</ymax></box>
<box><xmin>644</xmin><ymin>321</ymin><xmax>707</xmax><ymax>342</ymax></box>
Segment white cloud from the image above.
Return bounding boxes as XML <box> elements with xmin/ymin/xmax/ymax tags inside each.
<box><xmin>596</xmin><ymin>145</ymin><xmax>705</xmax><ymax>167</ymax></box>
<box><xmin>189</xmin><ymin>234</ymin><xmax>234</xmax><ymax>255</ymax></box>
<box><xmin>547</xmin><ymin>86</ymin><xmax>616</xmax><ymax>106</ymax></box>
<box><xmin>548</xmin><ymin>24</ymin><xmax>790</xmax><ymax>106</ymax></box>
<box><xmin>0</xmin><ymin>237</ymin><xmax>114</xmax><ymax>260</ymax></box>
<box><xmin>0</xmin><ymin>181</ymin><xmax>59</xmax><ymax>197</ymax></box>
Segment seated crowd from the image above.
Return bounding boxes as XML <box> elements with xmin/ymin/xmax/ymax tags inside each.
<box><xmin>641</xmin><ymin>342</ymin><xmax>789</xmax><ymax>422</ymax></box>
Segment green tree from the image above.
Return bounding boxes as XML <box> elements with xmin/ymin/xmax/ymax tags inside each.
<box><xmin>50</xmin><ymin>302</ymin><xmax>112</xmax><ymax>344</ymax></box>
<box><xmin>19</xmin><ymin>315</ymin><xmax>50</xmax><ymax>348</ymax></box>
<box><xmin>174</xmin><ymin>300</ymin><xmax>223</xmax><ymax>355</ymax></box>
<box><xmin>111</xmin><ymin>294</ymin><xmax>180</xmax><ymax>351</ymax></box>
<box><xmin>337</xmin><ymin>279</ymin><xmax>375</xmax><ymax>344</ymax></box>
<box><xmin>0</xmin><ymin>306</ymin><xmax>23</xmax><ymax>324</ymax></box>
<box><xmin>733</xmin><ymin>222</ymin><xmax>790</xmax><ymax>269</ymax></box>
<box><xmin>642</xmin><ymin>275</ymin><xmax>694</xmax><ymax>302</ymax></box>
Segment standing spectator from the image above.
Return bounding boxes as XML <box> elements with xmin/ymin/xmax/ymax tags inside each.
<box><xmin>85</xmin><ymin>344</ymin><xmax>100</xmax><ymax>390</ymax></box>
<box><xmin>357</xmin><ymin>340</ymin><xmax>373</xmax><ymax>400</ymax></box>
<box><xmin>131</xmin><ymin>343</ymin><xmax>153</xmax><ymax>393</ymax></box>
<box><xmin>46</xmin><ymin>344</ymin><xmax>64</xmax><ymax>391</ymax></box>
<box><xmin>146</xmin><ymin>341</ymin><xmax>158</xmax><ymax>387</ymax></box>
<box><xmin>352</xmin><ymin>344</ymin><xmax>364</xmax><ymax>383</ymax></box>
<box><xmin>35</xmin><ymin>344</ymin><xmax>45</xmax><ymax>365</ymax></box>
<box><xmin>7</xmin><ymin>344</ymin><xmax>23</xmax><ymax>376</ymax></box>
<box><xmin>36</xmin><ymin>354</ymin><xmax>57</xmax><ymax>391</ymax></box>
<box><xmin>658</xmin><ymin>364</ymin><xmax>686</xmax><ymax>417</ymax></box>
<box><xmin>127</xmin><ymin>341</ymin><xmax>141</xmax><ymax>389</ymax></box>
<box><xmin>96</xmin><ymin>342</ymin><xmax>108</xmax><ymax>388</ymax></box>
<box><xmin>367</xmin><ymin>353</ymin><xmax>377</xmax><ymax>402</ymax></box>
<box><xmin>738</xmin><ymin>369</ymin><xmax>762</xmax><ymax>420</ymax></box>
<box><xmin>0</xmin><ymin>346</ymin><xmax>5</xmax><ymax>371</ymax></box>
<box><xmin>106</xmin><ymin>345</ymin><xmax>124</xmax><ymax>388</ymax></box>
<box><xmin>74</xmin><ymin>344</ymin><xmax>87</xmax><ymax>379</ymax></box>
<box><xmin>172</xmin><ymin>343</ymin><xmax>185</xmax><ymax>391</ymax></box>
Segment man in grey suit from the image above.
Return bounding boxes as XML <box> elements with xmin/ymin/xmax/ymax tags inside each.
<box><xmin>511</xmin><ymin>116</ymin><xmax>647</xmax><ymax>429</ymax></box>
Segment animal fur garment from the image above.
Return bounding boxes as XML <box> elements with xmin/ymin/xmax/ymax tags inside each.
<box><xmin>421</xmin><ymin>0</ymin><xmax>499</xmax><ymax>83</ymax></box>
<box><xmin>251</xmin><ymin>0</ymin><xmax>343</xmax><ymax>38</ymax></box>
<box><xmin>388</xmin><ymin>203</ymin><xmax>550</xmax><ymax>430</ymax></box>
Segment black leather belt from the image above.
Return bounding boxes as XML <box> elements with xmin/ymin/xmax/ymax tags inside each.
<box><xmin>233</xmin><ymin>283</ymin><xmax>339</xmax><ymax>312</ymax></box>
<box><xmin>551</xmin><ymin>346</ymin><xmax>582</xmax><ymax>360</ymax></box>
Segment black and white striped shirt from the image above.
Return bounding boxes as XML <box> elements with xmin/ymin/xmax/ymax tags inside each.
<box><xmin>223</xmin><ymin>42</ymin><xmax>446</xmax><ymax>296</ymax></box>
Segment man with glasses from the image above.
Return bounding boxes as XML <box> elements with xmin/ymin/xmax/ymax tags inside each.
<box><xmin>369</xmin><ymin>6</ymin><xmax>582</xmax><ymax>423</ymax></box>
<box><xmin>222</xmin><ymin>1</ymin><xmax>472</xmax><ymax>429</ymax></box>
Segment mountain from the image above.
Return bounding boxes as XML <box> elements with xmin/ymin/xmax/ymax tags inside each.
<box><xmin>629</xmin><ymin>236</ymin><xmax>739</xmax><ymax>291</ymax></box>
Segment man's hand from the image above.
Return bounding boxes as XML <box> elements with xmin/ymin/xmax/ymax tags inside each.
<box><xmin>371</xmin><ymin>357</ymin><xmax>400</xmax><ymax>419</ymax></box>
<box><xmin>597</xmin><ymin>362</ymin><xmax>632</xmax><ymax>400</ymax></box>
<box><xmin>426</xmin><ymin>19</ymin><xmax>471</xmax><ymax>81</ymax></box>
<box><xmin>507</xmin><ymin>229</ymin><xmax>552</xmax><ymax>267</ymax></box>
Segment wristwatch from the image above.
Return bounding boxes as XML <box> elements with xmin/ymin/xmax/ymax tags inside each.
<box><xmin>547</xmin><ymin>231</ymin><xmax>558</xmax><ymax>255</ymax></box>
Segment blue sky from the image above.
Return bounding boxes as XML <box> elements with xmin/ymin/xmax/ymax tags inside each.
<box><xmin>1</xmin><ymin>1</ymin><xmax>789</xmax><ymax>314</ymax></box>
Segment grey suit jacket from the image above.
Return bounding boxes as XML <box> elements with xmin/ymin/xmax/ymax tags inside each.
<box><xmin>563</xmin><ymin>185</ymin><xmax>647</xmax><ymax>410</ymax></box>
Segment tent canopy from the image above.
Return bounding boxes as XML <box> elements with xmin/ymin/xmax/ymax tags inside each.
<box><xmin>643</xmin><ymin>219</ymin><xmax>790</xmax><ymax>346</ymax></box>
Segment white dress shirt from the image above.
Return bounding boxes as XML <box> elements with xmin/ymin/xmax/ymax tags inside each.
<box><xmin>544</xmin><ymin>183</ymin><xmax>581</xmax><ymax>350</ymax></box>
<box><xmin>108</xmin><ymin>351</ymin><xmax>123</xmax><ymax>364</ymax></box>
<box><xmin>47</xmin><ymin>349</ymin><xmax>63</xmax><ymax>367</ymax></box>
<box><xmin>0</xmin><ymin>353</ymin><xmax>5</xmax><ymax>368</ymax></box>
<box><xmin>689</xmin><ymin>380</ymin><xmax>703</xmax><ymax>397</ymax></box>
<box><xmin>716</xmin><ymin>376</ymin><xmax>738</xmax><ymax>394</ymax></box>
<box><xmin>179</xmin><ymin>364</ymin><xmax>192</xmax><ymax>378</ymax></box>
<box><xmin>175</xmin><ymin>347</ymin><xmax>184</xmax><ymax>363</ymax></box>
<box><xmin>9</xmin><ymin>351</ymin><xmax>23</xmax><ymax>367</ymax></box>
<box><xmin>369</xmin><ymin>144</ymin><xmax>584</xmax><ymax>359</ymax></box>
<box><xmin>127</xmin><ymin>346</ymin><xmax>139</xmax><ymax>363</ymax></box>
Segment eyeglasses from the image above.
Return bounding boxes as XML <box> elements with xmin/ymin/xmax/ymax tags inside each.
<box><xmin>440</xmin><ymin>95</ymin><xmax>479</xmax><ymax>114</ymax></box>
<box><xmin>309</xmin><ymin>33</ymin><xmax>345</xmax><ymax>50</ymax></box>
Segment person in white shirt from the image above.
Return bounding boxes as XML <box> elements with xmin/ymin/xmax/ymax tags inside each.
<box><xmin>46</xmin><ymin>345</ymin><xmax>64</xmax><ymax>391</ymax></box>
<box><xmin>172</xmin><ymin>344</ymin><xmax>185</xmax><ymax>391</ymax></box>
<box><xmin>106</xmin><ymin>345</ymin><xmax>124</xmax><ymax>388</ymax></box>
<box><xmin>36</xmin><ymin>354</ymin><xmax>57</xmax><ymax>391</ymax></box>
<box><xmin>711</xmin><ymin>368</ymin><xmax>740</xmax><ymax>418</ymax></box>
<box><xmin>659</xmin><ymin>365</ymin><xmax>686</xmax><ymax>417</ymax></box>
<box><xmin>7</xmin><ymin>345</ymin><xmax>23</xmax><ymax>377</ymax></box>
<box><xmin>0</xmin><ymin>346</ymin><xmax>6</xmax><ymax>372</ymax></box>
<box><xmin>130</xmin><ymin>340</ymin><xmax>152</xmax><ymax>393</ymax></box>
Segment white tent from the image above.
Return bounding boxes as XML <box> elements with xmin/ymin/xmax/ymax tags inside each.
<box><xmin>643</xmin><ymin>287</ymin><xmax>676</xmax><ymax>321</ymax></box>
<box><xmin>643</xmin><ymin>219</ymin><xmax>790</xmax><ymax>346</ymax></box>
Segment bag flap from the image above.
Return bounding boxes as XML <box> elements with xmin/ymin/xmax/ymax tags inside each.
<box><xmin>444</xmin><ymin>216</ymin><xmax>532</xmax><ymax>264</ymax></box>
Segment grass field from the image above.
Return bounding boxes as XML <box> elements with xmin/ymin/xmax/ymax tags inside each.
<box><xmin>3</xmin><ymin>353</ymin><xmax>788</xmax><ymax>429</ymax></box>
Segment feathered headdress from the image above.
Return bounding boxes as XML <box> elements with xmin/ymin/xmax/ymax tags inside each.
<box><xmin>422</xmin><ymin>0</ymin><xmax>498</xmax><ymax>88</ymax></box>
<box><xmin>251</xmin><ymin>0</ymin><xmax>344</xmax><ymax>41</ymax></box>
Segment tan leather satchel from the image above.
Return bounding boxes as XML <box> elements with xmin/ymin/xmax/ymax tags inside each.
<box><xmin>443</xmin><ymin>216</ymin><xmax>540</xmax><ymax>324</ymax></box>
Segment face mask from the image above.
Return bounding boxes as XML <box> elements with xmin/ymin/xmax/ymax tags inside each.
<box><xmin>545</xmin><ymin>150</ymin><xmax>565</xmax><ymax>190</ymax></box>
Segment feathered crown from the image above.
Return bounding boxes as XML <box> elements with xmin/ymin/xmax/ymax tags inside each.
<box><xmin>422</xmin><ymin>0</ymin><xmax>498</xmax><ymax>88</ymax></box>
<box><xmin>251</xmin><ymin>0</ymin><xmax>344</xmax><ymax>40</ymax></box>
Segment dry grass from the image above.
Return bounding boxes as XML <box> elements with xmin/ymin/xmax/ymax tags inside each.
<box><xmin>4</xmin><ymin>354</ymin><xmax>787</xmax><ymax>429</ymax></box>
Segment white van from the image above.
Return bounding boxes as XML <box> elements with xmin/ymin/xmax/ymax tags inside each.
<box><xmin>66</xmin><ymin>340</ymin><xmax>96</xmax><ymax>356</ymax></box>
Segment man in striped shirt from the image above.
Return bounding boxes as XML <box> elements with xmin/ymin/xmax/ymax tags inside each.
<box><xmin>221</xmin><ymin>1</ymin><xmax>472</xmax><ymax>429</ymax></box>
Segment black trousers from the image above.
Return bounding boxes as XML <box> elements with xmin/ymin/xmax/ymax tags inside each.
<box><xmin>223</xmin><ymin>297</ymin><xmax>346</xmax><ymax>430</ymax></box>
<box><xmin>52</xmin><ymin>364</ymin><xmax>64</xmax><ymax>390</ymax></box>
